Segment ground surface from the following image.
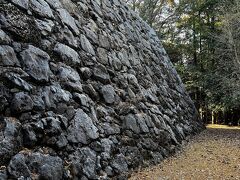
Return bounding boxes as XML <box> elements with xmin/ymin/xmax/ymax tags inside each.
<box><xmin>130</xmin><ymin>124</ymin><xmax>240</xmax><ymax>180</ymax></box>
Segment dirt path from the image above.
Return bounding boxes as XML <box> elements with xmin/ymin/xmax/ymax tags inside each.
<box><xmin>130</xmin><ymin>125</ymin><xmax>240</xmax><ymax>180</ymax></box>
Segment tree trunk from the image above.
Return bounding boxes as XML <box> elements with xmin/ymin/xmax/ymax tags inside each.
<box><xmin>211</xmin><ymin>111</ymin><xmax>214</xmax><ymax>124</ymax></box>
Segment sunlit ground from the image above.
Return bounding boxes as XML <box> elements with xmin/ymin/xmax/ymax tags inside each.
<box><xmin>130</xmin><ymin>124</ymin><xmax>240</xmax><ymax>180</ymax></box>
<box><xmin>207</xmin><ymin>124</ymin><xmax>240</xmax><ymax>130</ymax></box>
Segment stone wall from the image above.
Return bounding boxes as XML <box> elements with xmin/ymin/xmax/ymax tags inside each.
<box><xmin>0</xmin><ymin>0</ymin><xmax>204</xmax><ymax>179</ymax></box>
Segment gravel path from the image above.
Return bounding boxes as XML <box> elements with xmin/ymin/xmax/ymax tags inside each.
<box><xmin>130</xmin><ymin>125</ymin><xmax>240</xmax><ymax>180</ymax></box>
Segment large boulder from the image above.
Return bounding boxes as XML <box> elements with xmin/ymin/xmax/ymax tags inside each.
<box><xmin>8</xmin><ymin>151</ymin><xmax>63</xmax><ymax>179</ymax></box>
<box><xmin>0</xmin><ymin>45</ymin><xmax>20</xmax><ymax>66</ymax></box>
<box><xmin>67</xmin><ymin>109</ymin><xmax>99</xmax><ymax>144</ymax></box>
<box><xmin>20</xmin><ymin>45</ymin><xmax>51</xmax><ymax>82</ymax></box>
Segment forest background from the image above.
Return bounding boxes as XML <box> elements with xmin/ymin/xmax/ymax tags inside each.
<box><xmin>125</xmin><ymin>0</ymin><xmax>240</xmax><ymax>125</ymax></box>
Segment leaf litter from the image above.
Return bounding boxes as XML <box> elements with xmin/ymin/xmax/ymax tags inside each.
<box><xmin>130</xmin><ymin>125</ymin><xmax>240</xmax><ymax>180</ymax></box>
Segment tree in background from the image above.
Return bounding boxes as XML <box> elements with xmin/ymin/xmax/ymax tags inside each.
<box><xmin>124</xmin><ymin>0</ymin><xmax>176</xmax><ymax>31</ymax></box>
<box><xmin>125</xmin><ymin>0</ymin><xmax>240</xmax><ymax>125</ymax></box>
<box><xmin>206</xmin><ymin>0</ymin><xmax>240</xmax><ymax>124</ymax></box>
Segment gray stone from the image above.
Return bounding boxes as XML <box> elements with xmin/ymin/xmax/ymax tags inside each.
<box><xmin>151</xmin><ymin>152</ymin><xmax>164</xmax><ymax>164</ymax></box>
<box><xmin>57</xmin><ymin>63</ymin><xmax>80</xmax><ymax>82</ymax></box>
<box><xmin>4</xmin><ymin>72</ymin><xmax>32</xmax><ymax>91</ymax></box>
<box><xmin>83</xmin><ymin>27</ymin><xmax>99</xmax><ymax>44</ymax></box>
<box><xmin>35</xmin><ymin>19</ymin><xmax>55</xmax><ymax>36</ymax></box>
<box><xmin>45</xmin><ymin>0</ymin><xmax>62</xmax><ymax>9</ymax></box>
<box><xmin>22</xmin><ymin>124</ymin><xmax>37</xmax><ymax>147</ymax></box>
<box><xmin>141</xmin><ymin>138</ymin><xmax>158</xmax><ymax>150</ymax></box>
<box><xmin>37</xmin><ymin>84</ymin><xmax>72</xmax><ymax>110</ymax></box>
<box><xmin>7</xmin><ymin>153</ymin><xmax>30</xmax><ymax>178</ymax></box>
<box><xmin>93</xmin><ymin>64</ymin><xmax>110</xmax><ymax>83</ymax></box>
<box><xmin>80</xmin><ymin>34</ymin><xmax>95</xmax><ymax>55</ymax></box>
<box><xmin>0</xmin><ymin>117</ymin><xmax>22</xmax><ymax>166</ymax></box>
<box><xmin>54</xmin><ymin>43</ymin><xmax>80</xmax><ymax>65</ymax></box>
<box><xmin>64</xmin><ymin>81</ymin><xmax>83</xmax><ymax>93</ymax></box>
<box><xmin>97</xmin><ymin>47</ymin><xmax>109</xmax><ymax>65</ymax></box>
<box><xmin>144</xmin><ymin>114</ymin><xmax>155</xmax><ymax>128</ymax></box>
<box><xmin>69</xmin><ymin>147</ymin><xmax>98</xmax><ymax>179</ymax></box>
<box><xmin>143</xmin><ymin>89</ymin><xmax>159</xmax><ymax>103</ymax></box>
<box><xmin>135</xmin><ymin>114</ymin><xmax>149</xmax><ymax>133</ymax></box>
<box><xmin>111</xmin><ymin>154</ymin><xmax>128</xmax><ymax>174</ymax></box>
<box><xmin>31</xmin><ymin>94</ymin><xmax>45</xmax><ymax>111</ymax></box>
<box><xmin>127</xmin><ymin>87</ymin><xmax>136</xmax><ymax>99</ymax></box>
<box><xmin>67</xmin><ymin>109</ymin><xmax>99</xmax><ymax>144</ymax></box>
<box><xmin>101</xmin><ymin>85</ymin><xmax>116</xmax><ymax>104</ymax></box>
<box><xmin>0</xmin><ymin>166</ymin><xmax>7</xmax><ymax>180</ymax></box>
<box><xmin>49</xmin><ymin>84</ymin><xmax>72</xmax><ymax>103</ymax></box>
<box><xmin>41</xmin><ymin>117</ymin><xmax>62</xmax><ymax>135</ymax></box>
<box><xmin>60</xmin><ymin>27</ymin><xmax>78</xmax><ymax>48</ymax></box>
<box><xmin>0</xmin><ymin>96</ymin><xmax>8</xmax><ymax>113</ymax></box>
<box><xmin>112</xmin><ymin>0</ymin><xmax>121</xmax><ymax>6</ymax></box>
<box><xmin>82</xmin><ymin>84</ymin><xmax>98</xmax><ymax>100</ymax></box>
<box><xmin>91</xmin><ymin>0</ymin><xmax>102</xmax><ymax>15</ymax></box>
<box><xmin>127</xmin><ymin>74</ymin><xmax>139</xmax><ymax>87</ymax></box>
<box><xmin>11</xmin><ymin>92</ymin><xmax>33</xmax><ymax>113</ymax></box>
<box><xmin>0</xmin><ymin>30</ymin><xmax>11</xmax><ymax>44</ymax></box>
<box><xmin>0</xmin><ymin>3</ymin><xmax>40</xmax><ymax>43</ymax></box>
<box><xmin>101</xmin><ymin>138</ymin><xmax>113</xmax><ymax>153</ymax></box>
<box><xmin>20</xmin><ymin>45</ymin><xmax>51</xmax><ymax>82</ymax></box>
<box><xmin>8</xmin><ymin>152</ymin><xmax>63</xmax><ymax>179</ymax></box>
<box><xmin>74</xmin><ymin>93</ymin><xmax>92</xmax><ymax>107</ymax></box>
<box><xmin>11</xmin><ymin>0</ymin><xmax>29</xmax><ymax>9</ymax></box>
<box><xmin>101</xmin><ymin>123</ymin><xmax>121</xmax><ymax>135</ymax></box>
<box><xmin>80</xmin><ymin>67</ymin><xmax>92</xmax><ymax>80</ymax></box>
<box><xmin>32</xmin><ymin>153</ymin><xmax>63</xmax><ymax>179</ymax></box>
<box><xmin>57</xmin><ymin>8</ymin><xmax>80</xmax><ymax>35</ymax></box>
<box><xmin>96</xmin><ymin>105</ymin><xmax>109</xmax><ymax>118</ymax></box>
<box><xmin>0</xmin><ymin>45</ymin><xmax>20</xmax><ymax>66</ymax></box>
<box><xmin>56</xmin><ymin>134</ymin><xmax>68</xmax><ymax>148</ymax></box>
<box><xmin>123</xmin><ymin>114</ymin><xmax>140</xmax><ymax>134</ymax></box>
<box><xmin>30</xmin><ymin>0</ymin><xmax>54</xmax><ymax>18</ymax></box>
<box><xmin>99</xmin><ymin>35</ymin><xmax>110</xmax><ymax>49</ymax></box>
<box><xmin>109</xmin><ymin>53</ymin><xmax>122</xmax><ymax>70</ymax></box>
<box><xmin>129</xmin><ymin>45</ymin><xmax>140</xmax><ymax>66</ymax></box>
<box><xmin>166</xmin><ymin>124</ymin><xmax>179</xmax><ymax>145</ymax></box>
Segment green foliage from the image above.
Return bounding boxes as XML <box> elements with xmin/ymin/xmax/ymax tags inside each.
<box><xmin>126</xmin><ymin>0</ymin><xmax>240</xmax><ymax>123</ymax></box>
